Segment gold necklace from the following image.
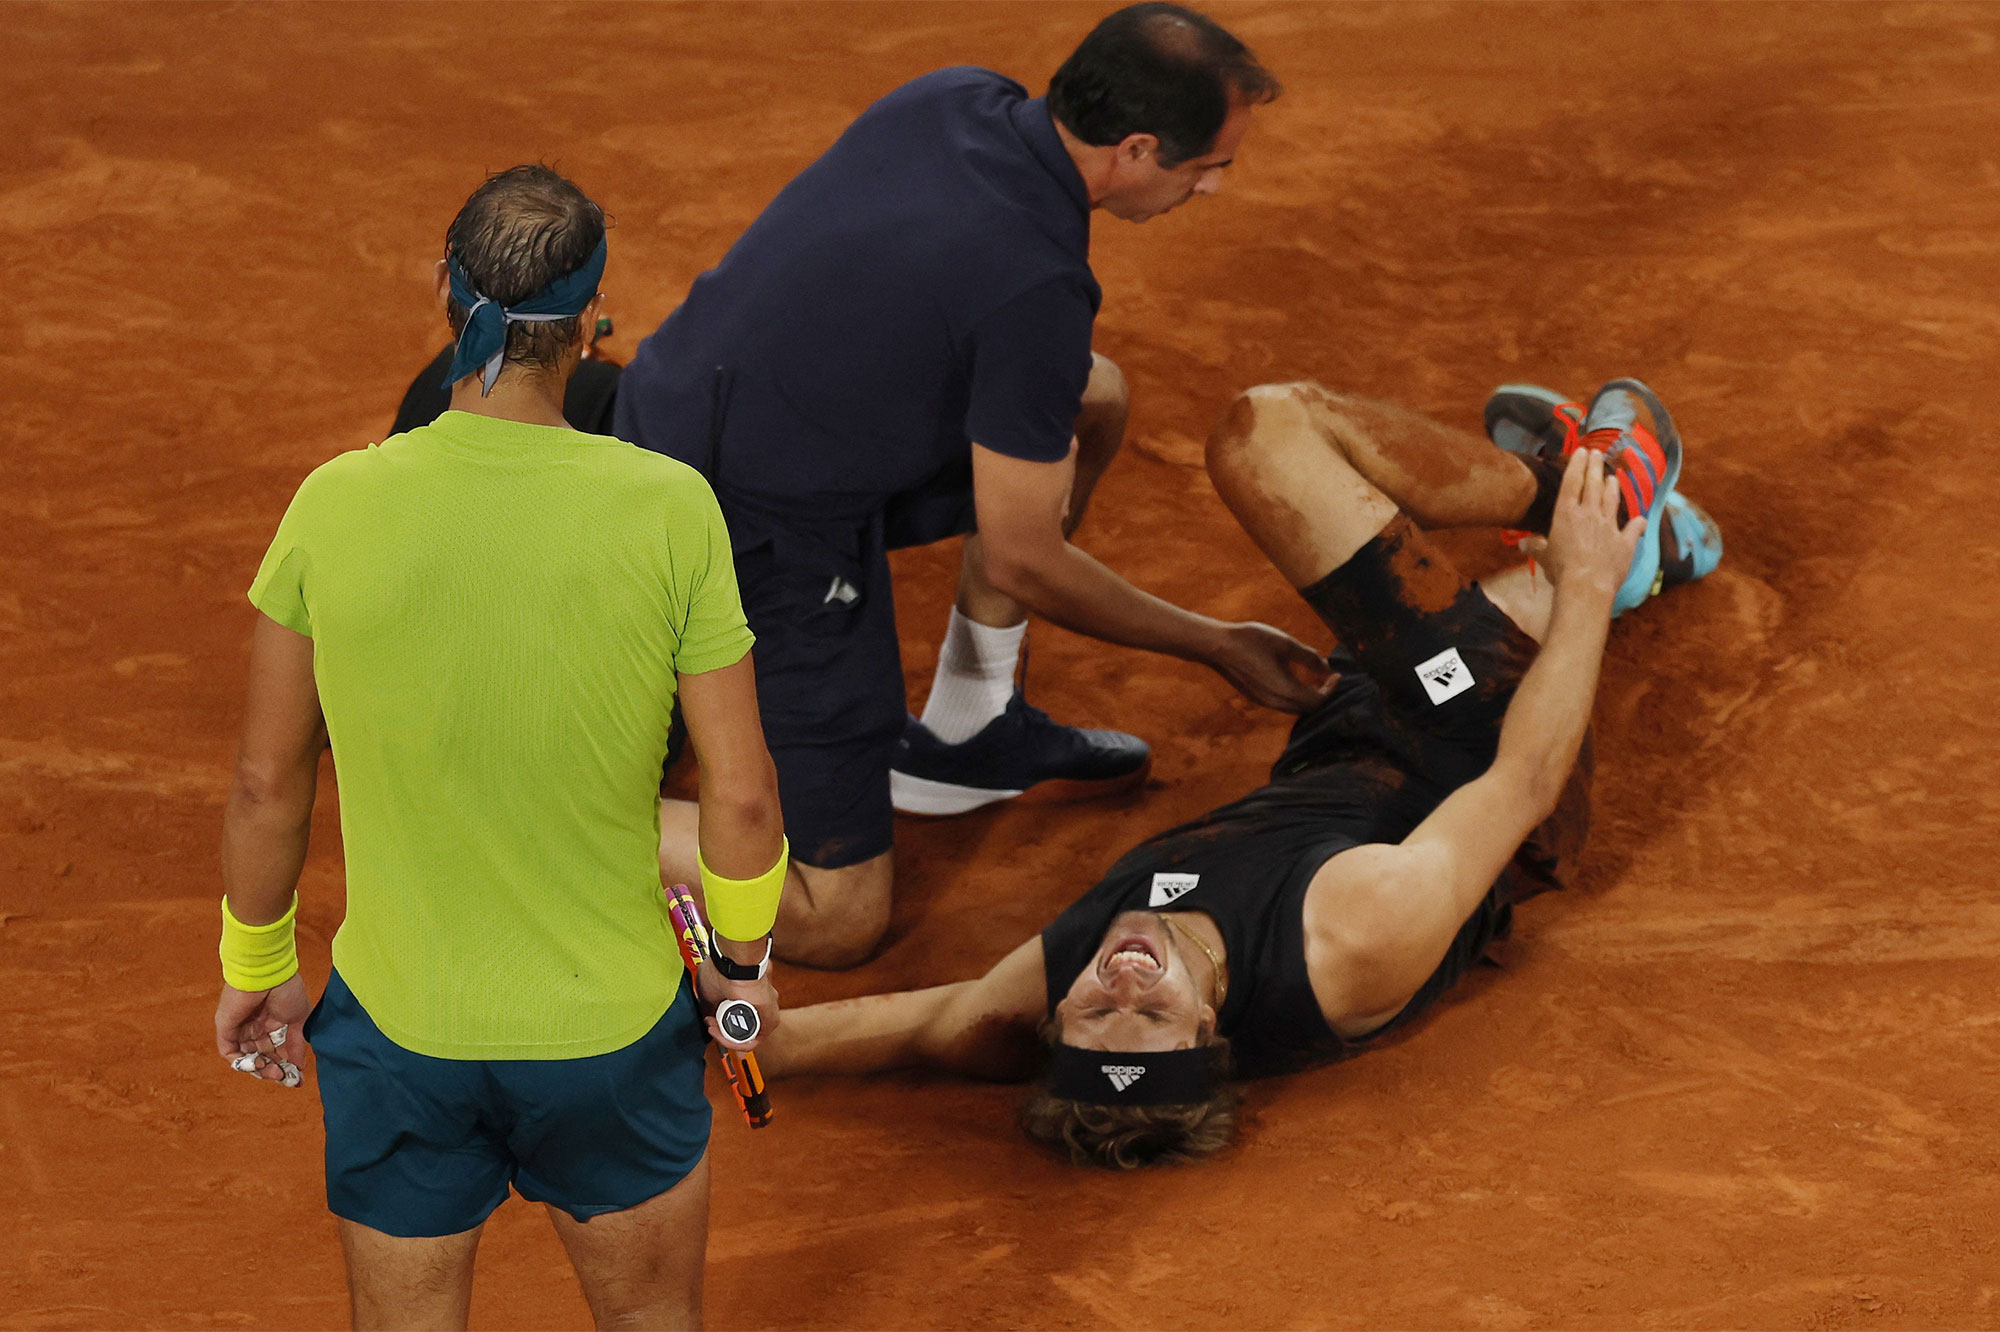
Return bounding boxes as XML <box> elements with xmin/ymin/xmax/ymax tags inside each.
<box><xmin>1159</xmin><ymin>913</ymin><xmax>1228</xmax><ymax>1009</ymax></box>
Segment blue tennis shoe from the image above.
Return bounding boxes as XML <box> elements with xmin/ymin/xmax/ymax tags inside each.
<box><xmin>1484</xmin><ymin>379</ymin><xmax>1710</xmax><ymax>614</ymax></box>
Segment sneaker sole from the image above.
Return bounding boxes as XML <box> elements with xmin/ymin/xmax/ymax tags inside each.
<box><xmin>1484</xmin><ymin>383</ymin><xmax>1573</xmax><ymax>458</ymax></box>
<box><xmin>890</xmin><ymin>758</ymin><xmax>1152</xmax><ymax>818</ymax></box>
<box><xmin>1662</xmin><ymin>491</ymin><xmax>1723</xmax><ymax>583</ymax></box>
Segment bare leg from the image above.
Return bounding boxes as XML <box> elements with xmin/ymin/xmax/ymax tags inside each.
<box><xmin>659</xmin><ymin>799</ymin><xmax>891</xmax><ymax>969</ymax></box>
<box><xmin>546</xmin><ymin>1155</ymin><xmax>711</xmax><ymax>1332</ymax></box>
<box><xmin>1209</xmin><ymin>382</ymin><xmax>1541</xmax><ymax>562</ymax></box>
<box><xmin>956</xmin><ymin>351</ymin><xmax>1129</xmax><ymax>627</ymax></box>
<box><xmin>1205</xmin><ymin>381</ymin><xmax>1551</xmax><ymax>639</ymax></box>
<box><xmin>1475</xmin><ymin>562</ymin><xmax>1554</xmax><ymax>644</ymax></box>
<box><xmin>338</xmin><ymin>1220</ymin><xmax>483</xmax><ymax>1332</ymax></box>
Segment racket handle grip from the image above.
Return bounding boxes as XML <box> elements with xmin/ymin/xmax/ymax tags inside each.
<box><xmin>723</xmin><ymin>1051</ymin><xmax>772</xmax><ymax>1128</ymax></box>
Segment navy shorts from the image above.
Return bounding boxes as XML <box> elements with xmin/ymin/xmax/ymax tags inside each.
<box><xmin>304</xmin><ymin>969</ymin><xmax>711</xmax><ymax>1239</ymax></box>
<box><xmin>605</xmin><ymin>361</ymin><xmax>980</xmax><ymax>871</ymax></box>
<box><xmin>724</xmin><ymin>475</ymin><xmax>977</xmax><ymax>871</ymax></box>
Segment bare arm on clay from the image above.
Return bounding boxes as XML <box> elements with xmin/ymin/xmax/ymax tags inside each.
<box><xmin>761</xmin><ymin>936</ymin><xmax>1049</xmax><ymax>1082</ymax></box>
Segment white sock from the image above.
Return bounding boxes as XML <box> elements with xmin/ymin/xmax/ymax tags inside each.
<box><xmin>919</xmin><ymin>609</ymin><xmax>1025</xmax><ymax>743</ymax></box>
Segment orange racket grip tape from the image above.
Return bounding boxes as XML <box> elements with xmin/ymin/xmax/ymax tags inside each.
<box><xmin>723</xmin><ymin>1050</ymin><xmax>773</xmax><ymax>1128</ymax></box>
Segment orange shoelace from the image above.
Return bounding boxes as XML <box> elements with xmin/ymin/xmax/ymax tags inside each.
<box><xmin>1503</xmin><ymin>402</ymin><xmax>1664</xmax><ymax>551</ymax></box>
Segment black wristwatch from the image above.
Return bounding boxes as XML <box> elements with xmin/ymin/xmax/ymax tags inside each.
<box><xmin>707</xmin><ymin>935</ymin><xmax>772</xmax><ymax>983</ymax></box>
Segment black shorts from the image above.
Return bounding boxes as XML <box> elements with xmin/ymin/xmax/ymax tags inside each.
<box><xmin>1291</xmin><ymin>514</ymin><xmax>1537</xmax><ymax>766</ymax></box>
<box><xmin>1286</xmin><ymin>514</ymin><xmax>1590</xmax><ymax>899</ymax></box>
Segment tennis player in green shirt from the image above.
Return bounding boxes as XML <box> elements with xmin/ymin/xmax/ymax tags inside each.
<box><xmin>212</xmin><ymin>165</ymin><xmax>788</xmax><ymax>1330</ymax></box>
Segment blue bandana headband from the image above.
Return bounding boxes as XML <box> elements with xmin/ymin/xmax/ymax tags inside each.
<box><xmin>442</xmin><ymin>235</ymin><xmax>608</xmax><ymax>395</ymax></box>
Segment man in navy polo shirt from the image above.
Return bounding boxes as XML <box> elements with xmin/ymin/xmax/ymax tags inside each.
<box><xmin>619</xmin><ymin>3</ymin><xmax>1321</xmax><ymax>968</ymax></box>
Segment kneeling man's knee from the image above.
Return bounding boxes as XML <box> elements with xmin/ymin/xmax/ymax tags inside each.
<box><xmin>777</xmin><ymin>868</ymin><xmax>892</xmax><ymax>970</ymax></box>
<box><xmin>786</xmin><ymin>906</ymin><xmax>889</xmax><ymax>970</ymax></box>
<box><xmin>1083</xmin><ymin>352</ymin><xmax>1129</xmax><ymax>418</ymax></box>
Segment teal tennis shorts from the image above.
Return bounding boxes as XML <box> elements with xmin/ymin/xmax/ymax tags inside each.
<box><xmin>304</xmin><ymin>968</ymin><xmax>711</xmax><ymax>1238</ymax></box>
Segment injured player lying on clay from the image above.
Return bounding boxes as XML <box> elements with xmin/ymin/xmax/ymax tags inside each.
<box><xmin>758</xmin><ymin>376</ymin><xmax>1724</xmax><ymax>1167</ymax></box>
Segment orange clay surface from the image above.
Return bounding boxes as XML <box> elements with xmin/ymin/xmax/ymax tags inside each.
<box><xmin>4</xmin><ymin>3</ymin><xmax>1999</xmax><ymax>1328</ymax></box>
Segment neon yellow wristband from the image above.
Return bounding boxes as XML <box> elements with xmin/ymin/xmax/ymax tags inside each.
<box><xmin>698</xmin><ymin>836</ymin><xmax>788</xmax><ymax>943</ymax></box>
<box><xmin>219</xmin><ymin>893</ymin><xmax>300</xmax><ymax>991</ymax></box>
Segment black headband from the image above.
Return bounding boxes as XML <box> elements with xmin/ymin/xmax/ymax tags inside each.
<box><xmin>1047</xmin><ymin>1044</ymin><xmax>1214</xmax><ymax>1107</ymax></box>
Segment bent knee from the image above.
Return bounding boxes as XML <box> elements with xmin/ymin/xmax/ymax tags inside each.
<box><xmin>1205</xmin><ymin>382</ymin><xmax>1320</xmax><ymax>480</ymax></box>
<box><xmin>1083</xmin><ymin>352</ymin><xmax>1129</xmax><ymax>416</ymax></box>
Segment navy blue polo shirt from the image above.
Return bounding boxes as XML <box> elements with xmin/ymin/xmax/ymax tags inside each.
<box><xmin>614</xmin><ymin>68</ymin><xmax>1101</xmax><ymax>526</ymax></box>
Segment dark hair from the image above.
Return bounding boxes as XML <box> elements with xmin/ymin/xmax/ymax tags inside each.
<box><xmin>1019</xmin><ymin>1024</ymin><xmax>1241</xmax><ymax>1169</ymax></box>
<box><xmin>443</xmin><ymin>164</ymin><xmax>606</xmax><ymax>374</ymax></box>
<box><xmin>1047</xmin><ymin>3</ymin><xmax>1281</xmax><ymax>167</ymax></box>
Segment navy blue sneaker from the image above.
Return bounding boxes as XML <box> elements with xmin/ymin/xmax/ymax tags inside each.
<box><xmin>890</xmin><ymin>691</ymin><xmax>1151</xmax><ymax>816</ymax></box>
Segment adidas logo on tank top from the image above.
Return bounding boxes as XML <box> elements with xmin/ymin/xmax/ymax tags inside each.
<box><xmin>1148</xmin><ymin>872</ymin><xmax>1199</xmax><ymax>907</ymax></box>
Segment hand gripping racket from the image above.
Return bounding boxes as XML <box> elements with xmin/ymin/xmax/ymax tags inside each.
<box><xmin>666</xmin><ymin>883</ymin><xmax>773</xmax><ymax>1129</ymax></box>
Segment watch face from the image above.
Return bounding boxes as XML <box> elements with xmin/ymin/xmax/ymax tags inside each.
<box><xmin>716</xmin><ymin>999</ymin><xmax>760</xmax><ymax>1044</ymax></box>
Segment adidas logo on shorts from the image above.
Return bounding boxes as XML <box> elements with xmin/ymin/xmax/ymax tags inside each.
<box><xmin>1102</xmin><ymin>1064</ymin><xmax>1146</xmax><ymax>1093</ymax></box>
<box><xmin>1414</xmin><ymin>646</ymin><xmax>1475</xmax><ymax>706</ymax></box>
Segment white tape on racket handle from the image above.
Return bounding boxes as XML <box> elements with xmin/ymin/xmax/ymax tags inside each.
<box><xmin>714</xmin><ymin>998</ymin><xmax>761</xmax><ymax>1044</ymax></box>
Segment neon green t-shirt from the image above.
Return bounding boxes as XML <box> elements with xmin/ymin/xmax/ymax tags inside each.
<box><xmin>249</xmin><ymin>411</ymin><xmax>752</xmax><ymax>1059</ymax></box>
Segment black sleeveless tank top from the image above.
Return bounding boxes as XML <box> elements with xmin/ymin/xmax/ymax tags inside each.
<box><xmin>1042</xmin><ymin>673</ymin><xmax>1532</xmax><ymax>1079</ymax></box>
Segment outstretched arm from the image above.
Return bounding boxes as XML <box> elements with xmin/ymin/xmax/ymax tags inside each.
<box><xmin>760</xmin><ymin>936</ymin><xmax>1049</xmax><ymax>1082</ymax></box>
<box><xmin>1305</xmin><ymin>448</ymin><xmax>1641</xmax><ymax>1029</ymax></box>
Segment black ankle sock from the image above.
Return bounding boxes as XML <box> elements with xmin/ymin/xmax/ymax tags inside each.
<box><xmin>1514</xmin><ymin>455</ymin><xmax>1635</xmax><ymax>533</ymax></box>
<box><xmin>1517</xmin><ymin>456</ymin><xmax>1566</xmax><ymax>534</ymax></box>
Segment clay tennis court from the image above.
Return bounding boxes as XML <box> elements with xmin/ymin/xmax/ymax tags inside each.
<box><xmin>4</xmin><ymin>1</ymin><xmax>1998</xmax><ymax>1326</ymax></box>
